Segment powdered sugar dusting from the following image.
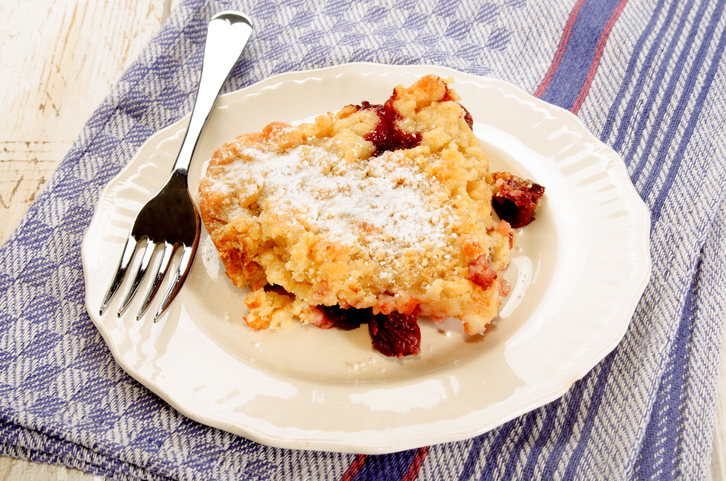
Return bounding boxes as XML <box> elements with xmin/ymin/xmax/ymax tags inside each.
<box><xmin>210</xmin><ymin>144</ymin><xmax>453</xmax><ymax>251</ymax></box>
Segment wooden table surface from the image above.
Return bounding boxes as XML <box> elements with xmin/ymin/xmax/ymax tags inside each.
<box><xmin>0</xmin><ymin>1</ymin><xmax>724</xmax><ymax>480</ymax></box>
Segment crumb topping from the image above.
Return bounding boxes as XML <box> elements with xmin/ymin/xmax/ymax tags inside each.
<box><xmin>206</xmin><ymin>145</ymin><xmax>453</xmax><ymax>252</ymax></box>
<box><xmin>198</xmin><ymin>75</ymin><xmax>522</xmax><ymax>350</ymax></box>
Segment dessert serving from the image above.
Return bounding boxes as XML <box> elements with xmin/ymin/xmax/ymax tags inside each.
<box><xmin>83</xmin><ymin>64</ymin><xmax>651</xmax><ymax>452</ymax></box>
<box><xmin>197</xmin><ymin>75</ymin><xmax>544</xmax><ymax>358</ymax></box>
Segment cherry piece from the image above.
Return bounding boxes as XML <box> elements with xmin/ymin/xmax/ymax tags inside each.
<box><xmin>369</xmin><ymin>311</ymin><xmax>421</xmax><ymax>358</ymax></box>
<box><xmin>491</xmin><ymin>172</ymin><xmax>545</xmax><ymax>228</ymax></box>
<box><xmin>319</xmin><ymin>305</ymin><xmax>370</xmax><ymax>331</ymax></box>
<box><xmin>359</xmin><ymin>98</ymin><xmax>422</xmax><ymax>156</ymax></box>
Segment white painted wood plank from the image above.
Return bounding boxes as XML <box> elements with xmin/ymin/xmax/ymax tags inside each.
<box><xmin>0</xmin><ymin>0</ymin><xmax>171</xmax><ymax>243</ymax></box>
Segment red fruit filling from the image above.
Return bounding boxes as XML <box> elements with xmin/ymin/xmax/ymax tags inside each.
<box><xmin>491</xmin><ymin>172</ymin><xmax>545</xmax><ymax>228</ymax></box>
<box><xmin>355</xmin><ymin>84</ymin><xmax>473</xmax><ymax>157</ymax></box>
<box><xmin>461</xmin><ymin>104</ymin><xmax>474</xmax><ymax>130</ymax></box>
<box><xmin>468</xmin><ymin>254</ymin><xmax>497</xmax><ymax>290</ymax></box>
<box><xmin>369</xmin><ymin>311</ymin><xmax>421</xmax><ymax>359</ymax></box>
<box><xmin>320</xmin><ymin>305</ymin><xmax>422</xmax><ymax>358</ymax></box>
<box><xmin>319</xmin><ymin>305</ymin><xmax>370</xmax><ymax>331</ymax></box>
<box><xmin>359</xmin><ymin>99</ymin><xmax>422</xmax><ymax>157</ymax></box>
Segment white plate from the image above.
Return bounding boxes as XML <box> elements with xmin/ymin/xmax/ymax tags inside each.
<box><xmin>82</xmin><ymin>63</ymin><xmax>651</xmax><ymax>454</ymax></box>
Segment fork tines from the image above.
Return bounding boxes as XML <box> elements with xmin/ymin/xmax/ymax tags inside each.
<box><xmin>99</xmin><ymin>236</ymin><xmax>195</xmax><ymax>321</ymax></box>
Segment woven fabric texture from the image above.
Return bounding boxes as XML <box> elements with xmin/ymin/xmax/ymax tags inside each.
<box><xmin>1</xmin><ymin>0</ymin><xmax>725</xmax><ymax>479</ymax></box>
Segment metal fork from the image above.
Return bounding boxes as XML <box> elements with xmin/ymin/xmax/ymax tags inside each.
<box><xmin>100</xmin><ymin>11</ymin><xmax>253</xmax><ymax>321</ymax></box>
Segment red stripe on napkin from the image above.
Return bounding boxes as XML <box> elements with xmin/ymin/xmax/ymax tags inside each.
<box><xmin>401</xmin><ymin>447</ymin><xmax>430</xmax><ymax>481</ymax></box>
<box><xmin>570</xmin><ymin>0</ymin><xmax>629</xmax><ymax>114</ymax></box>
<box><xmin>533</xmin><ymin>0</ymin><xmax>588</xmax><ymax>98</ymax></box>
<box><xmin>341</xmin><ymin>455</ymin><xmax>368</xmax><ymax>481</ymax></box>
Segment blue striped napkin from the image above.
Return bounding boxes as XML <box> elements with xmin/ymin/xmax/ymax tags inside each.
<box><xmin>1</xmin><ymin>0</ymin><xmax>725</xmax><ymax>479</ymax></box>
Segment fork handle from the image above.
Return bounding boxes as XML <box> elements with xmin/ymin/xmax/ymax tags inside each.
<box><xmin>172</xmin><ymin>12</ymin><xmax>254</xmax><ymax>176</ymax></box>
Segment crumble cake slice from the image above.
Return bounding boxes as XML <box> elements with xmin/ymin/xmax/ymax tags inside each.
<box><xmin>198</xmin><ymin>75</ymin><xmax>517</xmax><ymax>354</ymax></box>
